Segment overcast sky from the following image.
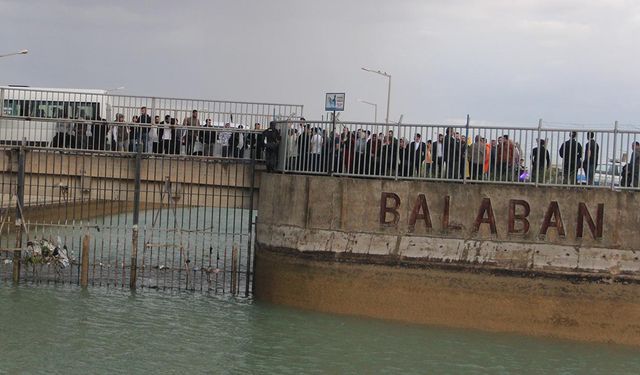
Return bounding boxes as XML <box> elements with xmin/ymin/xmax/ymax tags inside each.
<box><xmin>2</xmin><ymin>0</ymin><xmax>639</xmax><ymax>127</ymax></box>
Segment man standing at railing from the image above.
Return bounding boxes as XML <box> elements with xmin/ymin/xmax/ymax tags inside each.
<box><xmin>183</xmin><ymin>110</ymin><xmax>201</xmax><ymax>155</ymax></box>
<box><xmin>219</xmin><ymin>122</ymin><xmax>232</xmax><ymax>157</ymax></box>
<box><xmin>628</xmin><ymin>141</ymin><xmax>640</xmax><ymax>187</ymax></box>
<box><xmin>114</xmin><ymin>113</ymin><xmax>129</xmax><ymax>152</ymax></box>
<box><xmin>297</xmin><ymin>123</ymin><xmax>312</xmax><ymax>171</ymax></box>
<box><xmin>202</xmin><ymin>118</ymin><xmax>217</xmax><ymax>156</ymax></box>
<box><xmin>250</xmin><ymin>123</ymin><xmax>265</xmax><ymax>160</ymax></box>
<box><xmin>310</xmin><ymin>127</ymin><xmax>324</xmax><ymax>171</ymax></box>
<box><xmin>409</xmin><ymin>133</ymin><xmax>426</xmax><ymax>177</ymax></box>
<box><xmin>135</xmin><ymin>106</ymin><xmax>151</xmax><ymax>153</ymax></box>
<box><xmin>559</xmin><ymin>131</ymin><xmax>583</xmax><ymax>185</ymax></box>
<box><xmin>531</xmin><ymin>139</ymin><xmax>550</xmax><ymax>184</ymax></box>
<box><xmin>286</xmin><ymin>128</ymin><xmax>299</xmax><ymax>170</ymax></box>
<box><xmin>497</xmin><ymin>135</ymin><xmax>515</xmax><ymax>181</ymax></box>
<box><xmin>148</xmin><ymin>115</ymin><xmax>160</xmax><ymax>154</ymax></box>
<box><xmin>264</xmin><ymin>121</ymin><xmax>281</xmax><ymax>172</ymax></box>
<box><xmin>160</xmin><ymin>115</ymin><xmax>172</xmax><ymax>154</ymax></box>
<box><xmin>443</xmin><ymin>128</ymin><xmax>461</xmax><ymax>179</ymax></box>
<box><xmin>583</xmin><ymin>131</ymin><xmax>599</xmax><ymax>185</ymax></box>
<box><xmin>432</xmin><ymin>134</ymin><xmax>444</xmax><ymax>178</ymax></box>
<box><xmin>469</xmin><ymin>135</ymin><xmax>485</xmax><ymax>180</ymax></box>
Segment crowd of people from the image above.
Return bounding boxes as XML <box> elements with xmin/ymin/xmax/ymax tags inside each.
<box><xmin>47</xmin><ymin>108</ymin><xmax>640</xmax><ymax>187</ymax></box>
<box><xmin>276</xmin><ymin>122</ymin><xmax>640</xmax><ymax>188</ymax></box>
<box><xmin>51</xmin><ymin>107</ymin><xmax>266</xmax><ymax>159</ymax></box>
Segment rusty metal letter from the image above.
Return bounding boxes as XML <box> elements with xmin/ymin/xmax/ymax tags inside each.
<box><xmin>442</xmin><ymin>195</ymin><xmax>462</xmax><ymax>231</ymax></box>
<box><xmin>473</xmin><ymin>198</ymin><xmax>497</xmax><ymax>234</ymax></box>
<box><xmin>508</xmin><ymin>199</ymin><xmax>530</xmax><ymax>234</ymax></box>
<box><xmin>539</xmin><ymin>201</ymin><xmax>565</xmax><ymax>236</ymax></box>
<box><xmin>380</xmin><ymin>192</ymin><xmax>401</xmax><ymax>226</ymax></box>
<box><xmin>576</xmin><ymin>202</ymin><xmax>604</xmax><ymax>239</ymax></box>
<box><xmin>408</xmin><ymin>194</ymin><xmax>432</xmax><ymax>231</ymax></box>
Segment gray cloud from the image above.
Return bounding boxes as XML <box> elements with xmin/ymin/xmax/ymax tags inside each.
<box><xmin>1</xmin><ymin>0</ymin><xmax>639</xmax><ymax>126</ymax></box>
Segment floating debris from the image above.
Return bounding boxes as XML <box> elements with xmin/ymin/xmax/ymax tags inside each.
<box><xmin>24</xmin><ymin>238</ymin><xmax>70</xmax><ymax>269</ymax></box>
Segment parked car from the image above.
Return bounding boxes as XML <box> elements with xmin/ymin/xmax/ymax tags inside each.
<box><xmin>592</xmin><ymin>162</ymin><xmax>623</xmax><ymax>187</ymax></box>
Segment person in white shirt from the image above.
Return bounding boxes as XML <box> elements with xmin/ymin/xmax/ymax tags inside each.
<box><xmin>147</xmin><ymin>115</ymin><xmax>160</xmax><ymax>154</ymax></box>
<box><xmin>218</xmin><ymin>123</ymin><xmax>232</xmax><ymax>157</ymax></box>
<box><xmin>286</xmin><ymin>129</ymin><xmax>299</xmax><ymax>170</ymax></box>
<box><xmin>160</xmin><ymin>115</ymin><xmax>172</xmax><ymax>154</ymax></box>
<box><xmin>310</xmin><ymin>127</ymin><xmax>324</xmax><ymax>171</ymax></box>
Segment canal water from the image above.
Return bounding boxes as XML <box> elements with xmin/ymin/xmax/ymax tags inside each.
<box><xmin>1</xmin><ymin>285</ymin><xmax>638</xmax><ymax>374</ymax></box>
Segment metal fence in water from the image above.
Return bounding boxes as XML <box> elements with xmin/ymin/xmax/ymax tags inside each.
<box><xmin>0</xmin><ymin>87</ymin><xmax>302</xmax><ymax>294</ymax></box>
<box><xmin>274</xmin><ymin>119</ymin><xmax>640</xmax><ymax>190</ymax></box>
<box><xmin>0</xmin><ymin>122</ymin><xmax>260</xmax><ymax>296</ymax></box>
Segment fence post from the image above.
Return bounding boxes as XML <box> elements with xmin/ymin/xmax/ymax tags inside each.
<box><xmin>130</xmin><ymin>146</ymin><xmax>142</xmax><ymax>289</ymax></box>
<box><xmin>245</xmin><ymin>149</ymin><xmax>256</xmax><ymax>297</ymax></box>
<box><xmin>231</xmin><ymin>244</ymin><xmax>239</xmax><ymax>296</ymax></box>
<box><xmin>330</xmin><ymin>112</ymin><xmax>336</xmax><ymax>176</ymax></box>
<box><xmin>535</xmin><ymin>119</ymin><xmax>542</xmax><ymax>187</ymax></box>
<box><xmin>611</xmin><ymin>121</ymin><xmax>619</xmax><ymax>191</ymax></box>
<box><xmin>12</xmin><ymin>144</ymin><xmax>25</xmax><ymax>284</ymax></box>
<box><xmin>280</xmin><ymin>121</ymin><xmax>289</xmax><ymax>173</ymax></box>
<box><xmin>0</xmin><ymin>88</ymin><xmax>4</xmax><ymax>119</ymax></box>
<box><xmin>81</xmin><ymin>234</ymin><xmax>90</xmax><ymax>288</ymax></box>
<box><xmin>463</xmin><ymin>115</ymin><xmax>470</xmax><ymax>184</ymax></box>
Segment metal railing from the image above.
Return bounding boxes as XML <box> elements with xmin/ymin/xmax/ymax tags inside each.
<box><xmin>273</xmin><ymin>119</ymin><xmax>640</xmax><ymax>190</ymax></box>
<box><xmin>0</xmin><ymin>86</ymin><xmax>303</xmax><ymax>159</ymax></box>
<box><xmin>0</xmin><ymin>86</ymin><xmax>303</xmax><ymax>123</ymax></box>
<box><xmin>1</xmin><ymin>144</ymin><xmax>258</xmax><ymax>295</ymax></box>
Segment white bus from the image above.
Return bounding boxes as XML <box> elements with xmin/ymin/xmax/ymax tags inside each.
<box><xmin>0</xmin><ymin>86</ymin><xmax>110</xmax><ymax>146</ymax></box>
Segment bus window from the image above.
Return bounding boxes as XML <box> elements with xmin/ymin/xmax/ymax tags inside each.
<box><xmin>29</xmin><ymin>100</ymin><xmax>47</xmax><ymax>118</ymax></box>
<box><xmin>2</xmin><ymin>99</ymin><xmax>100</xmax><ymax>119</ymax></box>
<box><xmin>73</xmin><ymin>102</ymin><xmax>99</xmax><ymax>120</ymax></box>
<box><xmin>3</xmin><ymin>99</ymin><xmax>24</xmax><ymax>116</ymax></box>
<box><xmin>50</xmin><ymin>102</ymin><xmax>65</xmax><ymax>118</ymax></box>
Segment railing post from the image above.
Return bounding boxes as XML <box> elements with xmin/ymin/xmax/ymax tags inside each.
<box><xmin>394</xmin><ymin>120</ymin><xmax>400</xmax><ymax>180</ymax></box>
<box><xmin>130</xmin><ymin>146</ymin><xmax>142</xmax><ymax>289</ymax></box>
<box><xmin>463</xmin><ymin>115</ymin><xmax>470</xmax><ymax>184</ymax></box>
<box><xmin>245</xmin><ymin>145</ymin><xmax>256</xmax><ymax>297</ymax></box>
<box><xmin>231</xmin><ymin>244</ymin><xmax>239</xmax><ymax>296</ymax></box>
<box><xmin>81</xmin><ymin>234</ymin><xmax>90</xmax><ymax>288</ymax></box>
<box><xmin>12</xmin><ymin>144</ymin><xmax>25</xmax><ymax>284</ymax></box>
<box><xmin>611</xmin><ymin>121</ymin><xmax>619</xmax><ymax>191</ymax></box>
<box><xmin>280</xmin><ymin>121</ymin><xmax>288</xmax><ymax>173</ymax></box>
<box><xmin>330</xmin><ymin>112</ymin><xmax>336</xmax><ymax>176</ymax></box>
<box><xmin>535</xmin><ymin>118</ymin><xmax>542</xmax><ymax>187</ymax></box>
<box><xmin>0</xmin><ymin>88</ymin><xmax>5</xmax><ymax>118</ymax></box>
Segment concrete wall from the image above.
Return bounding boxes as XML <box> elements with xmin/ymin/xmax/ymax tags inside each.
<box><xmin>255</xmin><ymin>173</ymin><xmax>640</xmax><ymax>346</ymax></box>
<box><xmin>257</xmin><ymin>174</ymin><xmax>639</xmax><ymax>276</ymax></box>
<box><xmin>1</xmin><ymin>149</ymin><xmax>259</xmax><ymax>209</ymax></box>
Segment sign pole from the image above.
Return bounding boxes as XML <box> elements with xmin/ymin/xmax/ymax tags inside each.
<box><xmin>331</xmin><ymin>110</ymin><xmax>336</xmax><ymax>175</ymax></box>
<box><xmin>325</xmin><ymin>93</ymin><xmax>345</xmax><ymax>175</ymax></box>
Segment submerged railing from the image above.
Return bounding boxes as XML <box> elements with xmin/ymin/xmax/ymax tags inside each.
<box><xmin>273</xmin><ymin>119</ymin><xmax>640</xmax><ymax>190</ymax></box>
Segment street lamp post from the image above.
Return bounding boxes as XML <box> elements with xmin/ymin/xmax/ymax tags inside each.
<box><xmin>358</xmin><ymin>99</ymin><xmax>378</xmax><ymax>123</ymax></box>
<box><xmin>0</xmin><ymin>50</ymin><xmax>28</xmax><ymax>59</ymax></box>
<box><xmin>361</xmin><ymin>67</ymin><xmax>391</xmax><ymax>124</ymax></box>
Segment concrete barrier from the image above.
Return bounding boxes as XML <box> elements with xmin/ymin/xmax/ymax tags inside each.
<box><xmin>255</xmin><ymin>173</ymin><xmax>640</xmax><ymax>346</ymax></box>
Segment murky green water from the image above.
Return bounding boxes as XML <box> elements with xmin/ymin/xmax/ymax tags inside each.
<box><xmin>0</xmin><ymin>285</ymin><xmax>638</xmax><ymax>374</ymax></box>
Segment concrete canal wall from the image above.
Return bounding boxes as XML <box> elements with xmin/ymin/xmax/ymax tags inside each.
<box><xmin>254</xmin><ymin>173</ymin><xmax>640</xmax><ymax>346</ymax></box>
<box><xmin>0</xmin><ymin>149</ymin><xmax>259</xmax><ymax>209</ymax></box>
